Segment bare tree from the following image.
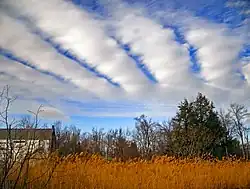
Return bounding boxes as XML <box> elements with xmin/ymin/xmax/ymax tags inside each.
<box><xmin>54</xmin><ymin>121</ymin><xmax>82</xmax><ymax>156</ymax></box>
<box><xmin>0</xmin><ymin>85</ymin><xmax>18</xmax><ymax>189</ymax></box>
<box><xmin>154</xmin><ymin>120</ymin><xmax>172</xmax><ymax>155</ymax></box>
<box><xmin>77</xmin><ymin>127</ymin><xmax>139</xmax><ymax>161</ymax></box>
<box><xmin>228</xmin><ymin>103</ymin><xmax>250</xmax><ymax>159</ymax></box>
<box><xmin>218</xmin><ymin>109</ymin><xmax>234</xmax><ymax>157</ymax></box>
<box><xmin>133</xmin><ymin>115</ymin><xmax>157</xmax><ymax>159</ymax></box>
<box><xmin>104</xmin><ymin>129</ymin><xmax>115</xmax><ymax>159</ymax></box>
<box><xmin>90</xmin><ymin>127</ymin><xmax>105</xmax><ymax>155</ymax></box>
<box><xmin>0</xmin><ymin>86</ymin><xmax>58</xmax><ymax>189</ymax></box>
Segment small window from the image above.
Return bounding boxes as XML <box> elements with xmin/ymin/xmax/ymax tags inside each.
<box><xmin>13</xmin><ymin>140</ymin><xmax>26</xmax><ymax>144</ymax></box>
<box><xmin>0</xmin><ymin>147</ymin><xmax>5</xmax><ymax>150</ymax></box>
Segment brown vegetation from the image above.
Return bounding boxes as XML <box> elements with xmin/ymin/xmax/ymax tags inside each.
<box><xmin>8</xmin><ymin>154</ymin><xmax>250</xmax><ymax>189</ymax></box>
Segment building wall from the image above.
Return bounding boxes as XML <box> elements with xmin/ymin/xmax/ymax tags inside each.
<box><xmin>0</xmin><ymin>139</ymin><xmax>51</xmax><ymax>160</ymax></box>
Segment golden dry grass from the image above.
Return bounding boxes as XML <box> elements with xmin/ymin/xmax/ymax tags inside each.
<box><xmin>10</xmin><ymin>154</ymin><xmax>250</xmax><ymax>189</ymax></box>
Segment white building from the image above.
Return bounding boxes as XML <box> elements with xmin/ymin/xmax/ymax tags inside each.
<box><xmin>0</xmin><ymin>128</ymin><xmax>55</xmax><ymax>161</ymax></box>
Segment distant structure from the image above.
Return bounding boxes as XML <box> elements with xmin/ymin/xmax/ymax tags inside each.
<box><xmin>0</xmin><ymin>126</ymin><xmax>56</xmax><ymax>160</ymax></box>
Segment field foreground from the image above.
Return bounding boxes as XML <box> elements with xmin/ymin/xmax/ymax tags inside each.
<box><xmin>9</xmin><ymin>154</ymin><xmax>250</xmax><ymax>189</ymax></box>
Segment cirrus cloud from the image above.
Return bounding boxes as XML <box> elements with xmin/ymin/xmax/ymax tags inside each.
<box><xmin>0</xmin><ymin>0</ymin><xmax>249</xmax><ymax>123</ymax></box>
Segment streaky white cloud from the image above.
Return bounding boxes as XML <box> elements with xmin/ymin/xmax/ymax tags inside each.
<box><xmin>0</xmin><ymin>13</ymin><xmax>122</xmax><ymax>100</ymax></box>
<box><xmin>243</xmin><ymin>63</ymin><xmax>250</xmax><ymax>83</ymax></box>
<box><xmin>0</xmin><ymin>56</ymin><xmax>99</xmax><ymax>101</ymax></box>
<box><xmin>39</xmin><ymin>106</ymin><xmax>69</xmax><ymax>121</ymax></box>
<box><xmin>0</xmin><ymin>72</ymin><xmax>70</xmax><ymax>121</ymax></box>
<box><xmin>76</xmin><ymin>111</ymin><xmax>175</xmax><ymax>118</ymax></box>
<box><xmin>0</xmin><ymin>76</ymin><xmax>67</xmax><ymax>120</ymax></box>
<box><xmin>4</xmin><ymin>0</ymin><xmax>151</xmax><ymax>93</ymax></box>
<box><xmin>226</xmin><ymin>1</ymin><xmax>248</xmax><ymax>8</ymax></box>
<box><xmin>147</xmin><ymin>6</ymin><xmax>250</xmax><ymax>106</ymax></box>
<box><xmin>0</xmin><ymin>0</ymin><xmax>249</xmax><ymax>120</ymax></box>
<box><xmin>51</xmin><ymin>99</ymin><xmax>178</xmax><ymax>119</ymax></box>
<box><xmin>6</xmin><ymin>98</ymin><xmax>69</xmax><ymax>121</ymax></box>
<box><xmin>155</xmin><ymin>5</ymin><xmax>249</xmax><ymax>90</ymax></box>
<box><xmin>109</xmin><ymin>6</ymin><xmax>201</xmax><ymax>90</ymax></box>
<box><xmin>185</xmin><ymin>25</ymin><xmax>245</xmax><ymax>90</ymax></box>
<box><xmin>0</xmin><ymin>72</ymin><xmax>61</xmax><ymax>101</ymax></box>
<box><xmin>242</xmin><ymin>10</ymin><xmax>250</xmax><ymax>16</ymax></box>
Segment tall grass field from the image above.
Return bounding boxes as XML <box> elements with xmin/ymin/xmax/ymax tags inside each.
<box><xmin>8</xmin><ymin>154</ymin><xmax>250</xmax><ymax>189</ymax></box>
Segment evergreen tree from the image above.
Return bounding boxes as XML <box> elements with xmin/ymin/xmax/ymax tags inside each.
<box><xmin>170</xmin><ymin>93</ymin><xmax>227</xmax><ymax>158</ymax></box>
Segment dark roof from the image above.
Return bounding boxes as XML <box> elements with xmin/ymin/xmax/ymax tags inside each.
<box><xmin>0</xmin><ymin>128</ymin><xmax>52</xmax><ymax>140</ymax></box>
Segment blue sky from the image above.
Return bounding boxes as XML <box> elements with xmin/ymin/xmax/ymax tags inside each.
<box><xmin>0</xmin><ymin>0</ymin><xmax>249</xmax><ymax>131</ymax></box>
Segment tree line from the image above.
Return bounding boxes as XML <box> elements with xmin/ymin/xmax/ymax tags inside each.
<box><xmin>1</xmin><ymin>86</ymin><xmax>250</xmax><ymax>188</ymax></box>
<box><xmin>54</xmin><ymin>93</ymin><xmax>250</xmax><ymax>160</ymax></box>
